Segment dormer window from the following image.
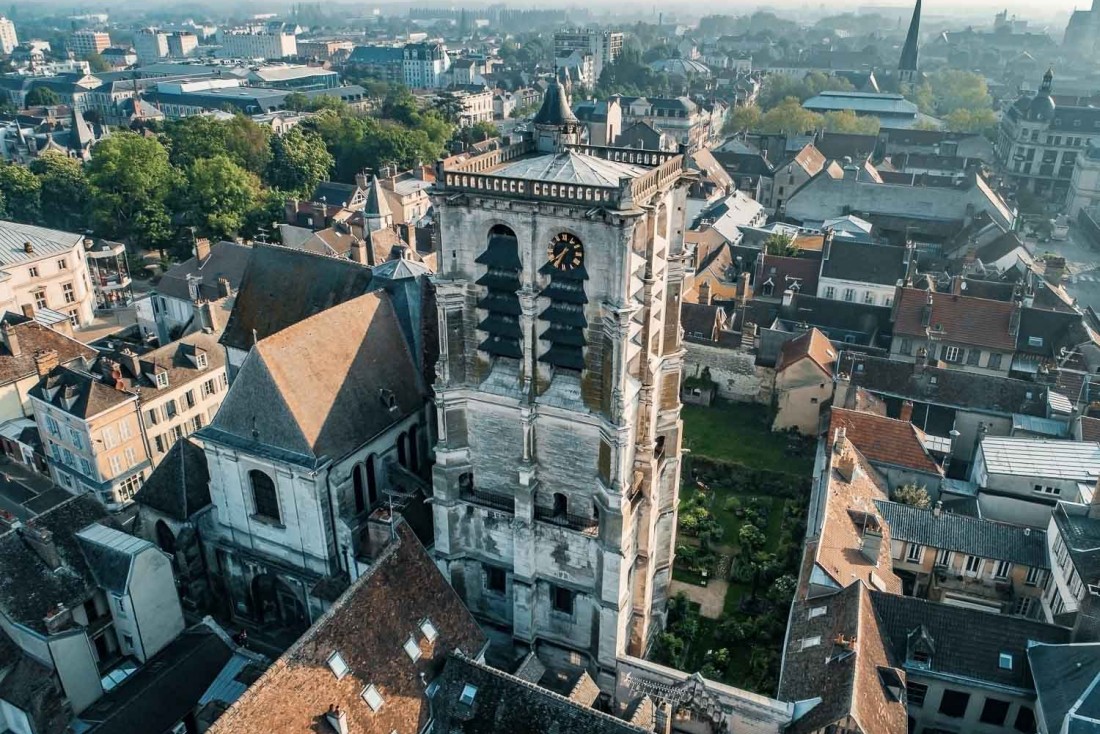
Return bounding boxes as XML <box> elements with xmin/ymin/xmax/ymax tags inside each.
<box><xmin>403</xmin><ymin>635</ymin><xmax>422</xmax><ymax>662</ymax></box>
<box><xmin>155</xmin><ymin>372</ymin><xmax>168</xmax><ymax>389</ymax></box>
<box><xmin>327</xmin><ymin>651</ymin><xmax>349</xmax><ymax>679</ymax></box>
<box><xmin>419</xmin><ymin>618</ymin><xmax>439</xmax><ymax>643</ymax></box>
<box><xmin>196</xmin><ymin>353</ymin><xmax>208</xmax><ymax>369</ymax></box>
<box><xmin>361</xmin><ymin>684</ymin><xmax>384</xmax><ymax>712</ymax></box>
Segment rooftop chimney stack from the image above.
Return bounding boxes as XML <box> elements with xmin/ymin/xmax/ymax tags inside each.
<box><xmin>194</xmin><ymin>237</ymin><xmax>211</xmax><ymax>263</ymax></box>
<box><xmin>325</xmin><ymin>705</ymin><xmax>349</xmax><ymax>734</ymax></box>
<box><xmin>899</xmin><ymin>400</ymin><xmax>914</xmax><ymax>423</ymax></box>
<box><xmin>33</xmin><ymin>349</ymin><xmax>58</xmax><ymax>378</ymax></box>
<box><xmin>217</xmin><ymin>276</ymin><xmax>232</xmax><ymax>299</ymax></box>
<box><xmin>698</xmin><ymin>280</ymin><xmax>711</xmax><ymax>305</ymax></box>
<box><xmin>21</xmin><ymin>523</ymin><xmax>60</xmax><ymax>570</ymax></box>
<box><xmin>1</xmin><ymin>320</ymin><xmax>20</xmax><ymax>358</ymax></box>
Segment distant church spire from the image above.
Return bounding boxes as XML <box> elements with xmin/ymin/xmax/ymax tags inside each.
<box><xmin>898</xmin><ymin>0</ymin><xmax>921</xmax><ymax>84</ymax></box>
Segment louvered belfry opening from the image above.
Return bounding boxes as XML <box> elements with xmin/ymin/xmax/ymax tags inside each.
<box><xmin>475</xmin><ymin>225</ymin><xmax>523</xmax><ymax>359</ymax></box>
<box><xmin>538</xmin><ymin>256</ymin><xmax>588</xmax><ymax>372</ymax></box>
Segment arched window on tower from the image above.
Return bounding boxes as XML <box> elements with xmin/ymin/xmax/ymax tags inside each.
<box><xmin>476</xmin><ymin>225</ymin><xmax>523</xmax><ymax>359</ymax></box>
<box><xmin>249</xmin><ymin>470</ymin><xmax>280</xmax><ymax>524</ymax></box>
<box><xmin>539</xmin><ymin>232</ymin><xmax>588</xmax><ymax>372</ymax></box>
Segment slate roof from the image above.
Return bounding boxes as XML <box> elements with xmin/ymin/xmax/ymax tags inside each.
<box><xmin>868</xmin><ymin>591</ymin><xmax>1071</xmax><ymax>690</ymax></box>
<box><xmin>875</xmin><ymin>500</ymin><xmax>1048</xmax><ymax>567</ymax></box>
<box><xmin>156</xmin><ymin>241</ymin><xmax>252</xmax><ymax>304</ymax></box>
<box><xmin>680</xmin><ymin>302</ymin><xmax>725</xmax><ymax>341</ymax></box>
<box><xmin>75</xmin><ymin>522</ymin><xmax>154</xmax><ymax>595</ymax></box>
<box><xmin>839</xmin><ymin>353</ymin><xmax>1049</xmax><ymax>417</ymax></box>
<box><xmin>780</xmin><ymin>582</ymin><xmax>907</xmax><ymax>734</ymax></box>
<box><xmin>532</xmin><ymin>80</ymin><xmax>578</xmax><ymax>126</ymax></box>
<box><xmin>99</xmin><ymin>328</ymin><xmax>226</xmax><ymax>403</ymax></box>
<box><xmin>1028</xmin><ymin>642</ymin><xmax>1100</xmax><ymax>734</ymax></box>
<box><xmin>979</xmin><ymin>437</ymin><xmax>1100</xmax><ymax>481</ymax></box>
<box><xmin>820</xmin><ymin>241</ymin><xmax>908</xmax><ymax>286</ymax></box>
<box><xmin>829</xmin><ymin>408</ymin><xmax>941</xmax><ymax>474</ymax></box>
<box><xmin>487</xmin><ymin>151</ymin><xmax>647</xmax><ymax>186</ymax></box>
<box><xmin>207</xmin><ymin>291</ymin><xmax>425</xmax><ymax>465</ymax></box>
<box><xmin>757</xmin><ymin>253</ymin><xmax>821</xmax><ymax>299</ymax></box>
<box><xmin>78</xmin><ymin>623</ymin><xmax>244</xmax><ymax>734</ymax></box>
<box><xmin>0</xmin><ymin>493</ymin><xmax>114</xmax><ymax>634</ymax></box>
<box><xmin>29</xmin><ymin>365</ymin><xmax>134</xmax><ymax>420</ymax></box>
<box><xmin>0</xmin><ymin>652</ymin><xmax>68</xmax><ymax>734</ymax></box>
<box><xmin>0</xmin><ymin>315</ymin><xmax>95</xmax><ymax>387</ymax></box>
<box><xmin>1053</xmin><ymin>503</ymin><xmax>1100</xmax><ymax>585</ymax></box>
<box><xmin>893</xmin><ymin>286</ymin><xmax>1018</xmax><ymax>351</ymax></box>
<box><xmin>310</xmin><ymin>181</ymin><xmax>360</xmax><ymax>208</ymax></box>
<box><xmin>220</xmin><ymin>244</ymin><xmax>374</xmax><ymax>352</ymax></box>
<box><xmin>432</xmin><ymin>654</ymin><xmax>648</xmax><ymax>734</ymax></box>
<box><xmin>0</xmin><ymin>220</ymin><xmax>82</xmax><ymax>266</ymax></box>
<box><xmin>133</xmin><ymin>438</ymin><xmax>211</xmax><ymax>522</ymax></box>
<box><xmin>206</xmin><ymin>522</ymin><xmax>487</xmax><ymax>734</ymax></box>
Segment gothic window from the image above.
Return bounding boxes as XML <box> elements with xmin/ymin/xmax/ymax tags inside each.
<box><xmin>476</xmin><ymin>225</ymin><xmax>523</xmax><ymax>359</ymax></box>
<box><xmin>366</xmin><ymin>455</ymin><xmax>378</xmax><ymax>506</ymax></box>
<box><xmin>539</xmin><ymin>232</ymin><xmax>588</xmax><ymax>371</ymax></box>
<box><xmin>353</xmin><ymin>464</ymin><xmax>366</xmax><ymax>514</ymax></box>
<box><xmin>250</xmin><ymin>470</ymin><xmax>280</xmax><ymax>524</ymax></box>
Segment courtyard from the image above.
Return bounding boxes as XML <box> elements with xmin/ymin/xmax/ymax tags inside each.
<box><xmin>653</xmin><ymin>400</ymin><xmax>812</xmax><ymax>695</ymax></box>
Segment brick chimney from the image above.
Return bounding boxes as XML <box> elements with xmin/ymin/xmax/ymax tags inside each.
<box><xmin>355</xmin><ymin>170</ymin><xmax>369</xmax><ymax>189</ymax></box>
<box><xmin>899</xmin><ymin>400</ymin><xmax>914</xmax><ymax>423</ymax></box>
<box><xmin>194</xmin><ymin>237</ymin><xmax>211</xmax><ymax>263</ymax></box>
<box><xmin>1</xmin><ymin>320</ymin><xmax>20</xmax><ymax>358</ymax></box>
<box><xmin>739</xmin><ymin>271</ymin><xmax>751</xmax><ymax>304</ymax></box>
<box><xmin>217</xmin><ymin>277</ymin><xmax>232</xmax><ymax>299</ymax></box>
<box><xmin>366</xmin><ymin>506</ymin><xmax>398</xmax><ymax>560</ymax></box>
<box><xmin>698</xmin><ymin>280</ymin><xmax>712</xmax><ymax>305</ymax></box>
<box><xmin>43</xmin><ymin>603</ymin><xmax>73</xmax><ymax>634</ymax></box>
<box><xmin>33</xmin><ymin>349</ymin><xmax>58</xmax><ymax>378</ymax></box>
<box><xmin>350</xmin><ymin>238</ymin><xmax>369</xmax><ymax>265</ymax></box>
<box><xmin>20</xmin><ymin>303</ymin><xmax>34</xmax><ymax>319</ymax></box>
<box><xmin>21</xmin><ymin>523</ymin><xmax>60</xmax><ymax>569</ymax></box>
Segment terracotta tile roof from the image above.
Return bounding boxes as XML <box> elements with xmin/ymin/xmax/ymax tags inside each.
<box><xmin>207</xmin><ymin>522</ymin><xmax>487</xmax><ymax>734</ymax></box>
<box><xmin>813</xmin><ymin>436</ymin><xmax>902</xmax><ymax>596</ymax></box>
<box><xmin>893</xmin><ymin>286</ymin><xmax>1018</xmax><ymax>351</ymax></box>
<box><xmin>829</xmin><ymin>408</ymin><xmax>942</xmax><ymax>475</ymax></box>
<box><xmin>790</xmin><ymin>143</ymin><xmax>826</xmax><ymax>176</ymax></box>
<box><xmin>780</xmin><ymin>582</ymin><xmax>907</xmax><ymax>734</ymax></box>
<box><xmin>776</xmin><ymin>327</ymin><xmax>837</xmax><ymax>375</ymax></box>
<box><xmin>0</xmin><ymin>316</ymin><xmax>95</xmax><ymax>387</ymax></box>
<box><xmin>1082</xmin><ymin>416</ymin><xmax>1100</xmax><ymax>443</ymax></box>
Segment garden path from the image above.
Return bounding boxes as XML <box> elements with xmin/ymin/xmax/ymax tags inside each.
<box><xmin>669</xmin><ymin>578</ymin><xmax>729</xmax><ymax>619</ymax></box>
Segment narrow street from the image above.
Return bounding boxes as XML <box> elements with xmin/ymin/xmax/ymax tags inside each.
<box><xmin>1035</xmin><ymin>225</ymin><xmax>1100</xmax><ymax>312</ymax></box>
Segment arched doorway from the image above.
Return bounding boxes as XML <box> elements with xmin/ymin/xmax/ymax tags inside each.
<box><xmin>249</xmin><ymin>573</ymin><xmax>307</xmax><ymax>631</ymax></box>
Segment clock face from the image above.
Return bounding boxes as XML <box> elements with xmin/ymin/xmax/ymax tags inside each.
<box><xmin>547</xmin><ymin>232</ymin><xmax>584</xmax><ymax>272</ymax></box>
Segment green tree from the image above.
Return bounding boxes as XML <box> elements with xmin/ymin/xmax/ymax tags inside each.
<box><xmin>763</xmin><ymin>232</ymin><xmax>799</xmax><ymax>256</ymax></box>
<box><xmin>928</xmin><ymin>70</ymin><xmax>991</xmax><ymax>115</ymax></box>
<box><xmin>892</xmin><ymin>484</ymin><xmax>932</xmax><ymax>510</ymax></box>
<box><xmin>265</xmin><ymin>126</ymin><xmax>333</xmax><ymax>196</ymax></box>
<box><xmin>724</xmin><ymin>104</ymin><xmax>762</xmax><ymax>134</ymax></box>
<box><xmin>29</xmin><ymin>151</ymin><xmax>89</xmax><ymax>231</ymax></box>
<box><xmin>822</xmin><ymin>109</ymin><xmax>880</xmax><ymax>134</ymax></box>
<box><xmin>222</xmin><ymin>115</ymin><xmax>272</xmax><ymax>176</ymax></box>
<box><xmin>241</xmin><ymin>188</ymin><xmax>289</xmax><ymax>243</ymax></box>
<box><xmin>758</xmin><ymin>97</ymin><xmax>822</xmax><ymax>134</ymax></box>
<box><xmin>944</xmin><ymin>108</ymin><xmax>997</xmax><ymax>134</ymax></box>
<box><xmin>83</xmin><ymin>52</ymin><xmax>111</xmax><ymax>73</ymax></box>
<box><xmin>87</xmin><ymin>131</ymin><xmax>177</xmax><ymax>250</ymax></box>
<box><xmin>176</xmin><ymin>155</ymin><xmax>261</xmax><ymax>242</ymax></box>
<box><xmin>0</xmin><ymin>164</ymin><xmax>41</xmax><ymax>223</ymax></box>
<box><xmin>455</xmin><ymin>121</ymin><xmax>500</xmax><ymax>146</ymax></box>
<box><xmin>738</xmin><ymin>523</ymin><xmax>766</xmax><ymax>551</ymax></box>
<box><xmin>432</xmin><ymin>91</ymin><xmax>464</xmax><ymax>125</ymax></box>
<box><xmin>902</xmin><ymin>81</ymin><xmax>936</xmax><ymax>115</ymax></box>
<box><xmin>283</xmin><ymin>92</ymin><xmax>311</xmax><ymax>111</ymax></box>
<box><xmin>163</xmin><ymin>115</ymin><xmax>230</xmax><ymax>169</ymax></box>
<box><xmin>23</xmin><ymin>87</ymin><xmax>60</xmax><ymax>107</ymax></box>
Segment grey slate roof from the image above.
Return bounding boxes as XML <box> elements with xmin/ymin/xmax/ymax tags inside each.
<box><xmin>0</xmin><ymin>220</ymin><xmax>82</xmax><ymax>266</ymax></box>
<box><xmin>156</xmin><ymin>241</ymin><xmax>252</xmax><ymax>304</ymax></box>
<box><xmin>75</xmin><ymin>522</ymin><xmax>154</xmax><ymax>595</ymax></box>
<box><xmin>869</xmin><ymin>591</ymin><xmax>1071</xmax><ymax>691</ymax></box>
<box><xmin>29</xmin><ymin>365</ymin><xmax>134</xmax><ymax>420</ymax></box>
<box><xmin>220</xmin><ymin>244</ymin><xmax>374</xmax><ymax>352</ymax></box>
<box><xmin>1028</xmin><ymin>642</ymin><xmax>1100</xmax><ymax>734</ymax></box>
<box><xmin>1053</xmin><ymin>503</ymin><xmax>1100</xmax><ymax>584</ymax></box>
<box><xmin>432</xmin><ymin>654</ymin><xmax>649</xmax><ymax>734</ymax></box>
<box><xmin>488</xmin><ymin>151</ymin><xmax>647</xmax><ymax>186</ymax></box>
<box><xmin>309</xmin><ymin>181</ymin><xmax>359</xmax><ymax>207</ymax></box>
<box><xmin>78</xmin><ymin>623</ymin><xmax>241</xmax><ymax>734</ymax></box>
<box><xmin>532</xmin><ymin>80</ymin><xmax>578</xmax><ymax>126</ymax></box>
<box><xmin>134</xmin><ymin>438</ymin><xmax>211</xmax><ymax>522</ymax></box>
<box><xmin>820</xmin><ymin>241</ymin><xmax>908</xmax><ymax>286</ymax></box>
<box><xmin>875</xmin><ymin>500</ymin><xmax>1048</xmax><ymax>568</ymax></box>
<box><xmin>0</xmin><ymin>493</ymin><xmax>115</xmax><ymax>634</ymax></box>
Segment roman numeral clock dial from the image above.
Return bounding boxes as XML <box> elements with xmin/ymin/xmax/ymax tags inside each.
<box><xmin>547</xmin><ymin>233</ymin><xmax>584</xmax><ymax>272</ymax></box>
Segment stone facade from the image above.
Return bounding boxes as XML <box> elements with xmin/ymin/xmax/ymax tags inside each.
<box><xmin>430</xmin><ymin>98</ymin><xmax>687</xmax><ymax>689</ymax></box>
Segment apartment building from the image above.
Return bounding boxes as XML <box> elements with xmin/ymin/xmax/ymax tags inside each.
<box><xmin>0</xmin><ymin>17</ymin><xmax>17</xmax><ymax>55</ymax></box>
<box><xmin>0</xmin><ymin>221</ymin><xmax>97</xmax><ymax>329</ymax></box>
<box><xmin>0</xmin><ymin>494</ymin><xmax>184</xmax><ymax>720</ymax></box>
<box><xmin>219</xmin><ymin>28</ymin><xmax>297</xmax><ymax>60</ymax></box>
<box><xmin>29</xmin><ymin>360</ymin><xmax>149</xmax><ymax>509</ymax></box>
<box><xmin>1043</xmin><ymin>500</ymin><xmax>1100</xmax><ymax>635</ymax></box>
<box><xmin>69</xmin><ymin>30</ymin><xmax>111</xmax><ymax>59</ymax></box>
<box><xmin>878</xmin><ymin>500</ymin><xmax>1049</xmax><ymax>618</ymax></box>
<box><xmin>553</xmin><ymin>28</ymin><xmax>622</xmax><ymax>87</ymax></box>
<box><xmin>402</xmin><ymin>42</ymin><xmax>450</xmax><ymax>89</ymax></box>
<box><xmin>0</xmin><ymin>315</ymin><xmax>94</xmax><ymax>423</ymax></box>
<box><xmin>133</xmin><ymin>28</ymin><xmax>169</xmax><ymax>63</ymax></box>
<box><xmin>166</xmin><ymin>32</ymin><xmax>198</xmax><ymax>58</ymax></box>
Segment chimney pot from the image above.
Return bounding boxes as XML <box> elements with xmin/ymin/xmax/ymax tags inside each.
<box><xmin>23</xmin><ymin>241</ymin><xmax>33</xmax><ymax>254</ymax></box>
<box><xmin>899</xmin><ymin>400</ymin><xmax>914</xmax><ymax>423</ymax></box>
<box><xmin>933</xmin><ymin>500</ymin><xmax>943</xmax><ymax>518</ymax></box>
<box><xmin>33</xmin><ymin>349</ymin><xmax>58</xmax><ymax>378</ymax></box>
<box><xmin>194</xmin><ymin>238</ymin><xmax>211</xmax><ymax>263</ymax></box>
<box><xmin>1</xmin><ymin>320</ymin><xmax>20</xmax><ymax>358</ymax></box>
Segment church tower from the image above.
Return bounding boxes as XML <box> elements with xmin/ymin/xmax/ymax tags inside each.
<box><xmin>429</xmin><ymin>85</ymin><xmax>689</xmax><ymax>688</ymax></box>
<box><xmin>898</xmin><ymin>0</ymin><xmax>921</xmax><ymax>84</ymax></box>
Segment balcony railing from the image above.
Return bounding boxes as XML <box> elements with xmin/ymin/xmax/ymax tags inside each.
<box><xmin>534</xmin><ymin>506</ymin><xmax>598</xmax><ymax>535</ymax></box>
<box><xmin>462</xmin><ymin>488</ymin><xmax>515</xmax><ymax>513</ymax></box>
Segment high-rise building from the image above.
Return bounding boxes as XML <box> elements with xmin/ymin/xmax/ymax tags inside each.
<box><xmin>429</xmin><ymin>82</ymin><xmax>688</xmax><ymax>689</ymax></box>
<box><xmin>553</xmin><ymin>28</ymin><xmax>623</xmax><ymax>88</ymax></box>
<box><xmin>167</xmin><ymin>31</ymin><xmax>198</xmax><ymax>58</ymax></box>
<box><xmin>218</xmin><ymin>28</ymin><xmax>297</xmax><ymax>60</ymax></box>
<box><xmin>402</xmin><ymin>42</ymin><xmax>450</xmax><ymax>88</ymax></box>
<box><xmin>69</xmin><ymin>29</ymin><xmax>112</xmax><ymax>59</ymax></box>
<box><xmin>0</xmin><ymin>17</ymin><xmax>17</xmax><ymax>55</ymax></box>
<box><xmin>134</xmin><ymin>28</ymin><xmax>169</xmax><ymax>63</ymax></box>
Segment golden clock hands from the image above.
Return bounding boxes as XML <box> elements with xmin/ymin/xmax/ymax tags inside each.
<box><xmin>554</xmin><ymin>249</ymin><xmax>568</xmax><ymax>267</ymax></box>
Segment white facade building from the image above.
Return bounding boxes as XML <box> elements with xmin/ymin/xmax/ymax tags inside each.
<box><xmin>0</xmin><ymin>18</ymin><xmax>17</xmax><ymax>55</ymax></box>
<box><xmin>69</xmin><ymin>30</ymin><xmax>111</xmax><ymax>59</ymax></box>
<box><xmin>134</xmin><ymin>28</ymin><xmax>169</xmax><ymax>63</ymax></box>
<box><xmin>1068</xmin><ymin>143</ymin><xmax>1100</xmax><ymax>218</ymax></box>
<box><xmin>0</xmin><ymin>221</ymin><xmax>96</xmax><ymax>329</ymax></box>
<box><xmin>218</xmin><ymin>29</ymin><xmax>297</xmax><ymax>60</ymax></box>
<box><xmin>403</xmin><ymin>42</ymin><xmax>450</xmax><ymax>89</ymax></box>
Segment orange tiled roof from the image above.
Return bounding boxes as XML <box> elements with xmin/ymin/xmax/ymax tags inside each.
<box><xmin>830</xmin><ymin>408</ymin><xmax>942</xmax><ymax>475</ymax></box>
<box><xmin>893</xmin><ymin>287</ymin><xmax>1018</xmax><ymax>351</ymax></box>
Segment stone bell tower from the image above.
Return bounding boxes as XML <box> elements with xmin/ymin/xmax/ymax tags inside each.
<box><xmin>428</xmin><ymin>85</ymin><xmax>690</xmax><ymax>689</ymax></box>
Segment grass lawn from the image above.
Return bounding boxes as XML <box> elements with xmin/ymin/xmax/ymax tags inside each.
<box><xmin>682</xmin><ymin>400</ymin><xmax>813</xmax><ymax>475</ymax></box>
